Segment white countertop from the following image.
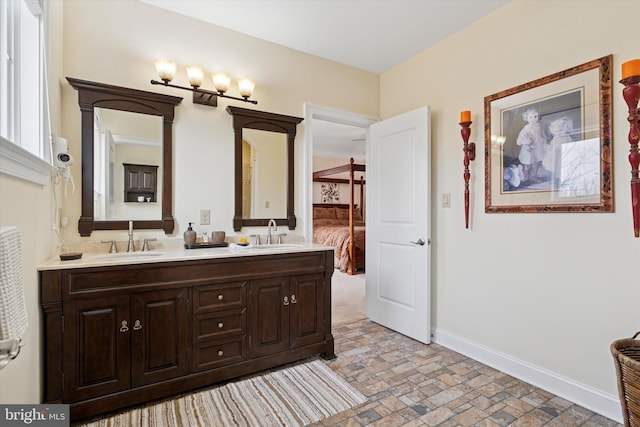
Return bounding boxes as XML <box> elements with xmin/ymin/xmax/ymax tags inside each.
<box><xmin>39</xmin><ymin>242</ymin><xmax>334</xmax><ymax>271</ymax></box>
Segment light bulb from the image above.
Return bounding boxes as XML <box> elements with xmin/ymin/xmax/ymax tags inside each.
<box><xmin>212</xmin><ymin>73</ymin><xmax>231</xmax><ymax>93</ymax></box>
<box><xmin>237</xmin><ymin>78</ymin><xmax>255</xmax><ymax>98</ymax></box>
<box><xmin>186</xmin><ymin>66</ymin><xmax>205</xmax><ymax>88</ymax></box>
<box><xmin>154</xmin><ymin>60</ymin><xmax>176</xmax><ymax>82</ymax></box>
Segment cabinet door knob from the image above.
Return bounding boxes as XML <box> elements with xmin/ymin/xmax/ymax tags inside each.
<box><xmin>218</xmin><ymin>322</ymin><xmax>224</xmax><ymax>329</ymax></box>
<box><xmin>283</xmin><ymin>296</ymin><xmax>289</xmax><ymax>306</ymax></box>
<box><xmin>217</xmin><ymin>294</ymin><xmax>224</xmax><ymax>301</ymax></box>
<box><xmin>119</xmin><ymin>320</ymin><xmax>129</xmax><ymax>332</ymax></box>
<box><xmin>133</xmin><ymin>320</ymin><xmax>142</xmax><ymax>330</ymax></box>
<box><xmin>217</xmin><ymin>350</ymin><xmax>224</xmax><ymax>357</ymax></box>
<box><xmin>291</xmin><ymin>294</ymin><xmax>297</xmax><ymax>304</ymax></box>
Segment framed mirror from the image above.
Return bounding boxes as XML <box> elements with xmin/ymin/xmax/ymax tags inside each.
<box><xmin>226</xmin><ymin>106</ymin><xmax>303</xmax><ymax>231</ymax></box>
<box><xmin>67</xmin><ymin>77</ymin><xmax>182</xmax><ymax>236</ymax></box>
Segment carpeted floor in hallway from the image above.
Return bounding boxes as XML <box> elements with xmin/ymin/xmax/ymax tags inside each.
<box><xmin>331</xmin><ymin>269</ymin><xmax>367</xmax><ymax>326</ymax></box>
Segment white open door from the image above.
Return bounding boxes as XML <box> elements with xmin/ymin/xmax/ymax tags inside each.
<box><xmin>366</xmin><ymin>106</ymin><xmax>431</xmax><ymax>344</ymax></box>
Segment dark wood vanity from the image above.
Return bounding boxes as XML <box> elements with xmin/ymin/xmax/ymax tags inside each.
<box><xmin>40</xmin><ymin>249</ymin><xmax>335</xmax><ymax>421</ymax></box>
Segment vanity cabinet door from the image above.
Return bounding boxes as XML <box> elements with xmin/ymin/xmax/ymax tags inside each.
<box><xmin>64</xmin><ymin>295</ymin><xmax>131</xmax><ymax>402</ymax></box>
<box><xmin>131</xmin><ymin>288</ymin><xmax>189</xmax><ymax>387</ymax></box>
<box><xmin>289</xmin><ymin>273</ymin><xmax>325</xmax><ymax>349</ymax></box>
<box><xmin>248</xmin><ymin>277</ymin><xmax>289</xmax><ymax>358</ymax></box>
<box><xmin>249</xmin><ymin>273</ymin><xmax>326</xmax><ymax>358</ymax></box>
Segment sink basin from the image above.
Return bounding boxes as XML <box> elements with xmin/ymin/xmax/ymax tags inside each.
<box><xmin>91</xmin><ymin>252</ymin><xmax>165</xmax><ymax>260</ymax></box>
<box><xmin>251</xmin><ymin>244</ymin><xmax>304</xmax><ymax>250</ymax></box>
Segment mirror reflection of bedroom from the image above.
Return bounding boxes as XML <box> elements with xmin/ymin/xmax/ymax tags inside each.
<box><xmin>312</xmin><ymin>119</ymin><xmax>367</xmax><ymax>325</ymax></box>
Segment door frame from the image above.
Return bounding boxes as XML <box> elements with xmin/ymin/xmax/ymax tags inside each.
<box><xmin>302</xmin><ymin>103</ymin><xmax>378</xmax><ymax>243</ymax></box>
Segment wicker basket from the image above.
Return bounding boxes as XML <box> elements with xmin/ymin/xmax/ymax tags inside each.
<box><xmin>611</xmin><ymin>332</ymin><xmax>640</xmax><ymax>427</ymax></box>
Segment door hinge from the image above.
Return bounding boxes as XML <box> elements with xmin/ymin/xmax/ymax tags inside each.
<box><xmin>61</xmin><ymin>315</ymin><xmax>64</xmax><ymax>333</ymax></box>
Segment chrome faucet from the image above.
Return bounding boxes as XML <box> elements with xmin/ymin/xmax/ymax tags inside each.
<box><xmin>127</xmin><ymin>220</ymin><xmax>136</xmax><ymax>252</ymax></box>
<box><xmin>266</xmin><ymin>219</ymin><xmax>277</xmax><ymax>245</ymax></box>
<box><xmin>101</xmin><ymin>239</ymin><xmax>118</xmax><ymax>253</ymax></box>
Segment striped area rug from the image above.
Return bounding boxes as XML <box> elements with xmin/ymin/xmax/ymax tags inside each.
<box><xmin>79</xmin><ymin>359</ymin><xmax>366</xmax><ymax>427</ymax></box>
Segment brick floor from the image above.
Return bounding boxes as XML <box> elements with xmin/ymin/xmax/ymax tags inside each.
<box><xmin>315</xmin><ymin>320</ymin><xmax>621</xmax><ymax>427</ymax></box>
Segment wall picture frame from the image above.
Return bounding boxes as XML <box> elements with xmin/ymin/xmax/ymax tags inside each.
<box><xmin>321</xmin><ymin>182</ymin><xmax>340</xmax><ymax>203</ymax></box>
<box><xmin>484</xmin><ymin>55</ymin><xmax>613</xmax><ymax>213</ymax></box>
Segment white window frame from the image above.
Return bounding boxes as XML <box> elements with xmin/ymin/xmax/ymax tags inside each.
<box><xmin>0</xmin><ymin>0</ymin><xmax>52</xmax><ymax>186</ymax></box>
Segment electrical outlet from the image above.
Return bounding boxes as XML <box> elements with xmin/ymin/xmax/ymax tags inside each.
<box><xmin>200</xmin><ymin>209</ymin><xmax>210</xmax><ymax>225</ymax></box>
<box><xmin>442</xmin><ymin>193</ymin><xmax>451</xmax><ymax>208</ymax></box>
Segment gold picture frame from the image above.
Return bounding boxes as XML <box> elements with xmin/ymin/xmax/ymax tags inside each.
<box><xmin>484</xmin><ymin>55</ymin><xmax>612</xmax><ymax>213</ymax></box>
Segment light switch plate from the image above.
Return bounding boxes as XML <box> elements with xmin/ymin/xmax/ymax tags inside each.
<box><xmin>442</xmin><ymin>193</ymin><xmax>451</xmax><ymax>208</ymax></box>
<box><xmin>200</xmin><ymin>209</ymin><xmax>210</xmax><ymax>225</ymax></box>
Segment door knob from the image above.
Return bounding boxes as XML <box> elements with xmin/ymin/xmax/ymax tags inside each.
<box><xmin>410</xmin><ymin>238</ymin><xmax>426</xmax><ymax>246</ymax></box>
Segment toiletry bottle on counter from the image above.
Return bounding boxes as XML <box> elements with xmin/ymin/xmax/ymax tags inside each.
<box><xmin>184</xmin><ymin>222</ymin><xmax>196</xmax><ymax>245</ymax></box>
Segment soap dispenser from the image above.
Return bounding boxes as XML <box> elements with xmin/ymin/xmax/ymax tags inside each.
<box><xmin>184</xmin><ymin>222</ymin><xmax>197</xmax><ymax>246</ymax></box>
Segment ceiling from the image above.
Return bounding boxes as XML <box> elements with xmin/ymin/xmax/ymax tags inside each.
<box><xmin>139</xmin><ymin>0</ymin><xmax>509</xmax><ymax>160</ymax></box>
<box><xmin>140</xmin><ymin>0</ymin><xmax>508</xmax><ymax>74</ymax></box>
<box><xmin>312</xmin><ymin>119</ymin><xmax>368</xmax><ymax>162</ymax></box>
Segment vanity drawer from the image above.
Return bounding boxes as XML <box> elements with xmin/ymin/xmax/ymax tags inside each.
<box><xmin>193</xmin><ymin>309</ymin><xmax>246</xmax><ymax>343</ymax></box>
<box><xmin>192</xmin><ymin>336</ymin><xmax>247</xmax><ymax>372</ymax></box>
<box><xmin>193</xmin><ymin>281</ymin><xmax>246</xmax><ymax>313</ymax></box>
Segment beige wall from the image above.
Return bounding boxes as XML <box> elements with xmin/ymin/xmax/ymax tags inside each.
<box><xmin>381</xmin><ymin>0</ymin><xmax>639</xmax><ymax>414</ymax></box>
<box><xmin>0</xmin><ymin>176</ymin><xmax>54</xmax><ymax>403</ymax></box>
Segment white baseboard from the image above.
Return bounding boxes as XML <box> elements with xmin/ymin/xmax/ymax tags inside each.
<box><xmin>432</xmin><ymin>328</ymin><xmax>623</xmax><ymax>424</ymax></box>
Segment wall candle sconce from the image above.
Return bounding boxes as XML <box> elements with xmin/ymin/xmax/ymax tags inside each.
<box><xmin>151</xmin><ymin>60</ymin><xmax>258</xmax><ymax>107</ymax></box>
<box><xmin>459</xmin><ymin>110</ymin><xmax>476</xmax><ymax>229</ymax></box>
<box><xmin>620</xmin><ymin>59</ymin><xmax>640</xmax><ymax>237</ymax></box>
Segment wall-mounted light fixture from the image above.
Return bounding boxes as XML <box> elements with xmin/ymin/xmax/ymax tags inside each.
<box><xmin>151</xmin><ymin>60</ymin><xmax>258</xmax><ymax>107</ymax></box>
<box><xmin>620</xmin><ymin>59</ymin><xmax>640</xmax><ymax>237</ymax></box>
<box><xmin>459</xmin><ymin>110</ymin><xmax>476</xmax><ymax>229</ymax></box>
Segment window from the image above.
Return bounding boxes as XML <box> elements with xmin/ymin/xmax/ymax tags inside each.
<box><xmin>0</xmin><ymin>0</ymin><xmax>51</xmax><ymax>185</ymax></box>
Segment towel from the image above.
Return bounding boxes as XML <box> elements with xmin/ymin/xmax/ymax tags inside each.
<box><xmin>0</xmin><ymin>226</ymin><xmax>28</xmax><ymax>341</ymax></box>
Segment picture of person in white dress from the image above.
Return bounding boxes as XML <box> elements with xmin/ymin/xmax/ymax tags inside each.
<box><xmin>516</xmin><ymin>108</ymin><xmax>547</xmax><ymax>185</ymax></box>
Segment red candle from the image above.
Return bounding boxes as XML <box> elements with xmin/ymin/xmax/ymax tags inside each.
<box><xmin>460</xmin><ymin>110</ymin><xmax>471</xmax><ymax>122</ymax></box>
<box><xmin>622</xmin><ymin>59</ymin><xmax>640</xmax><ymax>79</ymax></box>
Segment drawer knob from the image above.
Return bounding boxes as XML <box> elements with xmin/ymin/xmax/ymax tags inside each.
<box><xmin>217</xmin><ymin>294</ymin><xmax>224</xmax><ymax>301</ymax></box>
<box><xmin>217</xmin><ymin>350</ymin><xmax>224</xmax><ymax>357</ymax></box>
<box><xmin>218</xmin><ymin>322</ymin><xmax>224</xmax><ymax>329</ymax></box>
